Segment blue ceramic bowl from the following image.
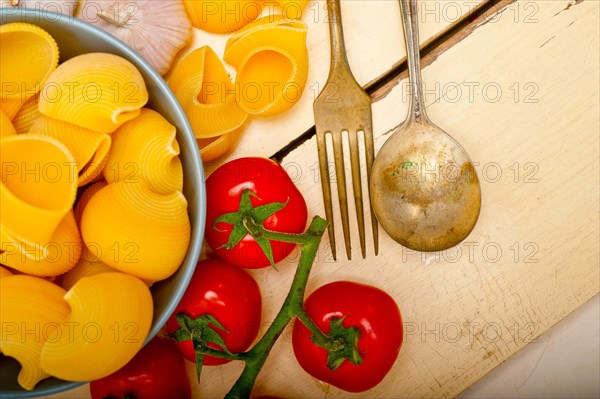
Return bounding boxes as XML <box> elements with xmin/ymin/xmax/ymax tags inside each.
<box><xmin>0</xmin><ymin>8</ymin><xmax>205</xmax><ymax>398</ymax></box>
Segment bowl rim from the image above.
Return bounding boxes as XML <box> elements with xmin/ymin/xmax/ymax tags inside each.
<box><xmin>0</xmin><ymin>7</ymin><xmax>205</xmax><ymax>398</ymax></box>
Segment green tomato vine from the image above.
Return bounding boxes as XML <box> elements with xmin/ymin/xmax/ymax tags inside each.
<box><xmin>171</xmin><ymin>189</ymin><xmax>362</xmax><ymax>399</ymax></box>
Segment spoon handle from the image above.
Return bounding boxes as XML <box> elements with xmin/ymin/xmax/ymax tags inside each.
<box><xmin>399</xmin><ymin>0</ymin><xmax>429</xmax><ymax>123</ymax></box>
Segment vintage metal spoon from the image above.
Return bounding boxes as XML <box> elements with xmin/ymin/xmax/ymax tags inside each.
<box><xmin>370</xmin><ymin>0</ymin><xmax>481</xmax><ymax>251</ymax></box>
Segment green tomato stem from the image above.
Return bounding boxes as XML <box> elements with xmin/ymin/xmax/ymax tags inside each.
<box><xmin>224</xmin><ymin>216</ymin><xmax>328</xmax><ymax>399</ymax></box>
<box><xmin>292</xmin><ymin>306</ymin><xmax>331</xmax><ymax>347</ymax></box>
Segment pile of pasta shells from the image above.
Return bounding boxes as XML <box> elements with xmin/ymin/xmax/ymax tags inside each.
<box><xmin>0</xmin><ymin>22</ymin><xmax>191</xmax><ymax>390</ymax></box>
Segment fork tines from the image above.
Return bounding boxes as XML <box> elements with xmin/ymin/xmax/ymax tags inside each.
<box><xmin>313</xmin><ymin>75</ymin><xmax>379</xmax><ymax>260</ymax></box>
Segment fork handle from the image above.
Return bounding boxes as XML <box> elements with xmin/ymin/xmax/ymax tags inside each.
<box><xmin>326</xmin><ymin>0</ymin><xmax>351</xmax><ymax>72</ymax></box>
<box><xmin>400</xmin><ymin>0</ymin><xmax>429</xmax><ymax>123</ymax></box>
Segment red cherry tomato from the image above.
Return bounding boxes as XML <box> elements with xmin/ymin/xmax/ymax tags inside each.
<box><xmin>205</xmin><ymin>157</ymin><xmax>308</xmax><ymax>269</ymax></box>
<box><xmin>165</xmin><ymin>258</ymin><xmax>262</xmax><ymax>365</ymax></box>
<box><xmin>89</xmin><ymin>336</ymin><xmax>191</xmax><ymax>399</ymax></box>
<box><xmin>292</xmin><ymin>281</ymin><xmax>403</xmax><ymax>393</ymax></box>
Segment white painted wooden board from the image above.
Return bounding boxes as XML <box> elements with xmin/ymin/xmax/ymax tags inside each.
<box><xmin>245</xmin><ymin>1</ymin><xmax>598</xmax><ymax>397</ymax></box>
<box><xmin>49</xmin><ymin>0</ymin><xmax>599</xmax><ymax>398</ymax></box>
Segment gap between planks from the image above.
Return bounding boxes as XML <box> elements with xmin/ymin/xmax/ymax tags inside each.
<box><xmin>270</xmin><ymin>0</ymin><xmax>516</xmax><ymax>163</ymax></box>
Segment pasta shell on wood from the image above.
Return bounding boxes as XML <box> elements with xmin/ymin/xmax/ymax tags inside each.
<box><xmin>224</xmin><ymin>16</ymin><xmax>309</xmax><ymax>116</ymax></box>
<box><xmin>0</xmin><ymin>212</ymin><xmax>82</xmax><ymax>277</ymax></box>
<box><xmin>0</xmin><ymin>23</ymin><xmax>59</xmax><ymax>101</ymax></box>
<box><xmin>29</xmin><ymin>115</ymin><xmax>112</xmax><ymax>186</ymax></box>
<box><xmin>80</xmin><ymin>182</ymin><xmax>190</xmax><ymax>282</ymax></box>
<box><xmin>38</xmin><ymin>53</ymin><xmax>148</xmax><ymax>134</ymax></box>
<box><xmin>168</xmin><ymin>46</ymin><xmax>248</xmax><ymax>139</ymax></box>
<box><xmin>197</xmin><ymin>130</ymin><xmax>240</xmax><ymax>162</ymax></box>
<box><xmin>0</xmin><ymin>275</ymin><xmax>70</xmax><ymax>390</ymax></box>
<box><xmin>104</xmin><ymin>108</ymin><xmax>183</xmax><ymax>194</ymax></box>
<box><xmin>0</xmin><ymin>134</ymin><xmax>78</xmax><ymax>247</ymax></box>
<box><xmin>40</xmin><ymin>272</ymin><xmax>152</xmax><ymax>381</ymax></box>
<box><xmin>183</xmin><ymin>0</ymin><xmax>263</xmax><ymax>33</ymax></box>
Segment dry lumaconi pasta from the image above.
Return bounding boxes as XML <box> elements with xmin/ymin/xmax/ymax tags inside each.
<box><xmin>0</xmin><ymin>275</ymin><xmax>70</xmax><ymax>390</ymax></box>
<box><xmin>38</xmin><ymin>53</ymin><xmax>149</xmax><ymax>134</ymax></box>
<box><xmin>0</xmin><ymin>23</ymin><xmax>59</xmax><ymax>102</ymax></box>
<box><xmin>104</xmin><ymin>108</ymin><xmax>183</xmax><ymax>194</ymax></box>
<box><xmin>168</xmin><ymin>46</ymin><xmax>248</xmax><ymax>139</ymax></box>
<box><xmin>224</xmin><ymin>16</ymin><xmax>309</xmax><ymax>116</ymax></box>
<box><xmin>73</xmin><ymin>181</ymin><xmax>108</xmax><ymax>227</ymax></box>
<box><xmin>61</xmin><ymin>247</ymin><xmax>117</xmax><ymax>291</ymax></box>
<box><xmin>40</xmin><ymin>272</ymin><xmax>153</xmax><ymax>381</ymax></box>
<box><xmin>197</xmin><ymin>132</ymin><xmax>239</xmax><ymax>162</ymax></box>
<box><xmin>0</xmin><ymin>266</ymin><xmax>13</xmax><ymax>279</ymax></box>
<box><xmin>0</xmin><ymin>134</ymin><xmax>77</xmax><ymax>247</ymax></box>
<box><xmin>183</xmin><ymin>0</ymin><xmax>263</xmax><ymax>33</ymax></box>
<box><xmin>11</xmin><ymin>94</ymin><xmax>40</xmax><ymax>134</ymax></box>
<box><xmin>0</xmin><ymin>108</ymin><xmax>16</xmax><ymax>137</ymax></box>
<box><xmin>81</xmin><ymin>181</ymin><xmax>190</xmax><ymax>282</ymax></box>
<box><xmin>29</xmin><ymin>115</ymin><xmax>112</xmax><ymax>186</ymax></box>
<box><xmin>1</xmin><ymin>98</ymin><xmax>23</xmax><ymax>120</ymax></box>
<box><xmin>0</xmin><ymin>212</ymin><xmax>82</xmax><ymax>277</ymax></box>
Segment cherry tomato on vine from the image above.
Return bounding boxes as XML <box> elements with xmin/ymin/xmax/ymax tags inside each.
<box><xmin>292</xmin><ymin>281</ymin><xmax>403</xmax><ymax>393</ymax></box>
<box><xmin>205</xmin><ymin>157</ymin><xmax>308</xmax><ymax>269</ymax></box>
<box><xmin>165</xmin><ymin>258</ymin><xmax>262</xmax><ymax>365</ymax></box>
<box><xmin>89</xmin><ymin>336</ymin><xmax>191</xmax><ymax>399</ymax></box>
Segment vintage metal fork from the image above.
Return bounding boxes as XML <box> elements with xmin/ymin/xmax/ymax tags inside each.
<box><xmin>313</xmin><ymin>0</ymin><xmax>378</xmax><ymax>260</ymax></box>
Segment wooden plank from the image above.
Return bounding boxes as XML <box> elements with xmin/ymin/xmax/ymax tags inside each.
<box><xmin>174</xmin><ymin>0</ymin><xmax>488</xmax><ymax>172</ymax></box>
<box><xmin>49</xmin><ymin>0</ymin><xmax>600</xmax><ymax>398</ymax></box>
<box><xmin>250</xmin><ymin>0</ymin><xmax>598</xmax><ymax>397</ymax></box>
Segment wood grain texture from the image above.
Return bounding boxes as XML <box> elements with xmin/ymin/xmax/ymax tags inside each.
<box><xmin>261</xmin><ymin>1</ymin><xmax>599</xmax><ymax>397</ymax></box>
<box><xmin>48</xmin><ymin>0</ymin><xmax>599</xmax><ymax>398</ymax></box>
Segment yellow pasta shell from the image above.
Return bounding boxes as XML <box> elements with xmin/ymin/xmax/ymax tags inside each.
<box><xmin>0</xmin><ymin>108</ymin><xmax>16</xmax><ymax>137</ymax></box>
<box><xmin>183</xmin><ymin>0</ymin><xmax>263</xmax><ymax>33</ymax></box>
<box><xmin>0</xmin><ymin>212</ymin><xmax>82</xmax><ymax>277</ymax></box>
<box><xmin>80</xmin><ymin>182</ymin><xmax>190</xmax><ymax>282</ymax></box>
<box><xmin>29</xmin><ymin>115</ymin><xmax>112</xmax><ymax>186</ymax></box>
<box><xmin>61</xmin><ymin>247</ymin><xmax>117</xmax><ymax>291</ymax></box>
<box><xmin>12</xmin><ymin>95</ymin><xmax>41</xmax><ymax>134</ymax></box>
<box><xmin>0</xmin><ymin>134</ymin><xmax>78</xmax><ymax>247</ymax></box>
<box><xmin>224</xmin><ymin>16</ymin><xmax>309</xmax><ymax>116</ymax></box>
<box><xmin>38</xmin><ymin>53</ymin><xmax>149</xmax><ymax>134</ymax></box>
<box><xmin>73</xmin><ymin>181</ymin><xmax>108</xmax><ymax>227</ymax></box>
<box><xmin>104</xmin><ymin>108</ymin><xmax>183</xmax><ymax>194</ymax></box>
<box><xmin>1</xmin><ymin>98</ymin><xmax>24</xmax><ymax>120</ymax></box>
<box><xmin>198</xmin><ymin>131</ymin><xmax>239</xmax><ymax>162</ymax></box>
<box><xmin>168</xmin><ymin>46</ymin><xmax>248</xmax><ymax>138</ymax></box>
<box><xmin>0</xmin><ymin>23</ymin><xmax>59</xmax><ymax>101</ymax></box>
<box><xmin>0</xmin><ymin>265</ymin><xmax>13</xmax><ymax>279</ymax></box>
<box><xmin>40</xmin><ymin>272</ymin><xmax>153</xmax><ymax>381</ymax></box>
<box><xmin>0</xmin><ymin>275</ymin><xmax>70</xmax><ymax>390</ymax></box>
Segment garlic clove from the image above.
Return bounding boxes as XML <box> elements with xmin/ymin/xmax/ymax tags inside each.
<box><xmin>76</xmin><ymin>0</ymin><xmax>192</xmax><ymax>76</ymax></box>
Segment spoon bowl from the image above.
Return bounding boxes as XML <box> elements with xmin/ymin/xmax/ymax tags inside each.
<box><xmin>370</xmin><ymin>0</ymin><xmax>481</xmax><ymax>251</ymax></box>
<box><xmin>371</xmin><ymin>119</ymin><xmax>480</xmax><ymax>251</ymax></box>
